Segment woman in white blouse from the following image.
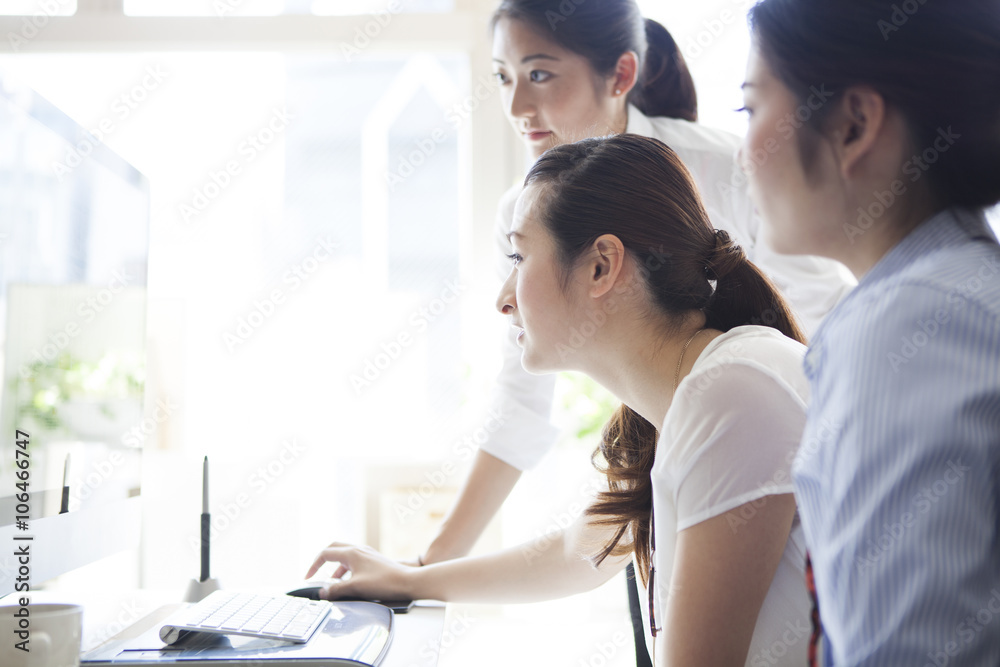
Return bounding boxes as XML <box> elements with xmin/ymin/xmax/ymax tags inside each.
<box><xmin>307</xmin><ymin>134</ymin><xmax>813</xmax><ymax>666</ymax></box>
<box><xmin>413</xmin><ymin>0</ymin><xmax>853</xmax><ymax>575</ymax></box>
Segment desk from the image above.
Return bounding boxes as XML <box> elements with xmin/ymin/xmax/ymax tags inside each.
<box><xmin>65</xmin><ymin>590</ymin><xmax>445</xmax><ymax>666</ymax></box>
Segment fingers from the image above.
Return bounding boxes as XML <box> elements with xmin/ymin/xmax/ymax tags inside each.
<box><xmin>304</xmin><ymin>546</ymin><xmax>352</xmax><ymax>580</ymax></box>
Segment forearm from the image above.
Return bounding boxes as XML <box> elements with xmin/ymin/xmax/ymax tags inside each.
<box><xmin>410</xmin><ymin>525</ymin><xmax>621</xmax><ymax>604</ymax></box>
<box><xmin>421</xmin><ymin>450</ymin><xmax>522</xmax><ymax>564</ymax></box>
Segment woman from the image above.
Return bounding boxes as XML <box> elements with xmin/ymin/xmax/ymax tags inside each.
<box><xmin>738</xmin><ymin>1</ymin><xmax>1000</xmax><ymax>664</ymax></box>
<box><xmin>308</xmin><ymin>134</ymin><xmax>813</xmax><ymax>666</ymax></box>
<box><xmin>417</xmin><ymin>0</ymin><xmax>853</xmax><ymax>572</ymax></box>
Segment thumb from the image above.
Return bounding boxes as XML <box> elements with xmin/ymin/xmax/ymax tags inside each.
<box><xmin>319</xmin><ymin>578</ymin><xmax>354</xmax><ymax>601</ymax></box>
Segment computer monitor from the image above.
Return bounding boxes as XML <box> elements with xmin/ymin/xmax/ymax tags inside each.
<box><xmin>0</xmin><ymin>72</ymin><xmax>149</xmax><ymax>597</ymax></box>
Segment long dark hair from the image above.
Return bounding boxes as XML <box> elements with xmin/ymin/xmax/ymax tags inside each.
<box><xmin>491</xmin><ymin>0</ymin><xmax>698</xmax><ymax>121</ymax></box>
<box><xmin>750</xmin><ymin>0</ymin><xmax>1000</xmax><ymax>210</ymax></box>
<box><xmin>523</xmin><ymin>134</ymin><xmax>806</xmax><ymax>581</ymax></box>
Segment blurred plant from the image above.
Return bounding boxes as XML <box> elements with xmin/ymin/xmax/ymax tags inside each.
<box><xmin>554</xmin><ymin>371</ymin><xmax>619</xmax><ymax>446</ymax></box>
<box><xmin>12</xmin><ymin>352</ymin><xmax>144</xmax><ymax>435</ymax></box>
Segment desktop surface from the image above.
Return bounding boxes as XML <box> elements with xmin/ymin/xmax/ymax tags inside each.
<box><xmin>74</xmin><ymin>591</ymin><xmax>445</xmax><ymax>667</ymax></box>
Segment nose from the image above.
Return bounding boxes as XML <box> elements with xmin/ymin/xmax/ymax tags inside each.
<box><xmin>508</xmin><ymin>78</ymin><xmax>536</xmax><ymax>122</ymax></box>
<box><xmin>496</xmin><ymin>266</ymin><xmax>516</xmax><ymax>315</ymax></box>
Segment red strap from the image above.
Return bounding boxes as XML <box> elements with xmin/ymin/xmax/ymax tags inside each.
<box><xmin>806</xmin><ymin>551</ymin><xmax>823</xmax><ymax>667</ymax></box>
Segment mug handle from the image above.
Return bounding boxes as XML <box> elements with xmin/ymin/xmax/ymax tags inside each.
<box><xmin>33</xmin><ymin>631</ymin><xmax>52</xmax><ymax>663</ymax></box>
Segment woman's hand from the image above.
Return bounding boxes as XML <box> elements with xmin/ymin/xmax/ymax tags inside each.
<box><xmin>304</xmin><ymin>542</ymin><xmax>417</xmax><ymax>601</ymax></box>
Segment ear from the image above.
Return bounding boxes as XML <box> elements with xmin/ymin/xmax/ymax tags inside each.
<box><xmin>587</xmin><ymin>234</ymin><xmax>626</xmax><ymax>298</ymax></box>
<box><xmin>829</xmin><ymin>86</ymin><xmax>887</xmax><ymax>179</ymax></box>
<box><xmin>610</xmin><ymin>51</ymin><xmax>639</xmax><ymax>98</ymax></box>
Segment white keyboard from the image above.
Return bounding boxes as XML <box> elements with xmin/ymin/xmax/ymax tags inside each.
<box><xmin>159</xmin><ymin>590</ymin><xmax>332</xmax><ymax>645</ymax></box>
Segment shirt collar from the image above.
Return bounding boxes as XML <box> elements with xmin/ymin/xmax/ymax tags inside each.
<box><xmin>859</xmin><ymin>207</ymin><xmax>994</xmax><ymax>288</ymax></box>
<box><xmin>625</xmin><ymin>104</ymin><xmax>652</xmax><ymax>138</ymax></box>
<box><xmin>807</xmin><ymin>207</ymin><xmax>993</xmax><ymax>355</ymax></box>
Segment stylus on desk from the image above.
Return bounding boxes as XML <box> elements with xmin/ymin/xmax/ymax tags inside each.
<box><xmin>60</xmin><ymin>453</ymin><xmax>70</xmax><ymax>514</ymax></box>
<box><xmin>201</xmin><ymin>455</ymin><xmax>211</xmax><ymax>582</ymax></box>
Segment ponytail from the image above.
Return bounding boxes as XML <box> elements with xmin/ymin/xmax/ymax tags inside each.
<box><xmin>704</xmin><ymin>230</ymin><xmax>806</xmax><ymax>344</ymax></box>
<box><xmin>586</xmin><ymin>404</ymin><xmax>657</xmax><ymax>582</ymax></box>
<box><xmin>491</xmin><ymin>2</ymin><xmax>698</xmax><ymax>122</ymax></box>
<box><xmin>631</xmin><ymin>19</ymin><xmax>698</xmax><ymax>122</ymax></box>
<box><xmin>526</xmin><ymin>134</ymin><xmax>805</xmax><ymax>573</ymax></box>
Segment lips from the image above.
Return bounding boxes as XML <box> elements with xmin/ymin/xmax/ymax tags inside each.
<box><xmin>524</xmin><ymin>130</ymin><xmax>552</xmax><ymax>141</ymax></box>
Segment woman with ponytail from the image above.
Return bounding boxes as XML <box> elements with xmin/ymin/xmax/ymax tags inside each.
<box><xmin>410</xmin><ymin>0</ymin><xmax>851</xmax><ymax>579</ymax></box>
<box><xmin>306</xmin><ymin>134</ymin><xmax>813</xmax><ymax>666</ymax></box>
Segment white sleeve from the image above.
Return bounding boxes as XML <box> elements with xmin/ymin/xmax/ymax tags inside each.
<box><xmin>480</xmin><ymin>184</ymin><xmax>560</xmax><ymax>471</ymax></box>
<box><xmin>665</xmin><ymin>362</ymin><xmax>807</xmax><ymax>530</ymax></box>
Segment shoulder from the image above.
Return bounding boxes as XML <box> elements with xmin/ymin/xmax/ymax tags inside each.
<box><xmin>662</xmin><ymin>327</ymin><xmax>809</xmax><ymax>464</ymax></box>
<box><xmin>636</xmin><ymin>111</ymin><xmax>743</xmax><ymax>161</ymax></box>
<box><xmin>829</xmin><ymin>242</ymin><xmax>1000</xmax><ymax>348</ymax></box>
<box><xmin>682</xmin><ymin>326</ymin><xmax>809</xmax><ymax>407</ymax></box>
<box><xmin>818</xmin><ymin>249</ymin><xmax>1000</xmax><ymax>386</ymax></box>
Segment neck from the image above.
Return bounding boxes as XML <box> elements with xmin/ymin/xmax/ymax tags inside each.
<box><xmin>579</xmin><ymin>319</ymin><xmax>720</xmax><ymax>430</ymax></box>
<box><xmin>840</xmin><ymin>186</ymin><xmax>942</xmax><ymax>279</ymax></box>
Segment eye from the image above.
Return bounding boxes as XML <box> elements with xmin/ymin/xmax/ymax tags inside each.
<box><xmin>735</xmin><ymin>105</ymin><xmax>753</xmax><ymax>117</ymax></box>
<box><xmin>529</xmin><ymin>70</ymin><xmax>552</xmax><ymax>83</ymax></box>
<box><xmin>493</xmin><ymin>71</ymin><xmax>509</xmax><ymax>85</ymax></box>
<box><xmin>506</xmin><ymin>252</ymin><xmax>523</xmax><ymax>266</ymax></box>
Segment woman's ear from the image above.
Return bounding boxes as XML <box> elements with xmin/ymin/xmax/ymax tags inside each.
<box><xmin>611</xmin><ymin>51</ymin><xmax>639</xmax><ymax>97</ymax></box>
<box><xmin>828</xmin><ymin>86</ymin><xmax>888</xmax><ymax>179</ymax></box>
<box><xmin>588</xmin><ymin>234</ymin><xmax>626</xmax><ymax>298</ymax></box>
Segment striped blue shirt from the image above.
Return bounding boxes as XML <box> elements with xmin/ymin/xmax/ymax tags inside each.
<box><xmin>793</xmin><ymin>207</ymin><xmax>1000</xmax><ymax>667</ymax></box>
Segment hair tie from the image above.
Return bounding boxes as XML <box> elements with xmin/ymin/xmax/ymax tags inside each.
<box><xmin>705</xmin><ymin>229</ymin><xmax>745</xmax><ymax>284</ymax></box>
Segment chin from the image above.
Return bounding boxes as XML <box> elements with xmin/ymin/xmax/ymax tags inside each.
<box><xmin>521</xmin><ymin>347</ymin><xmax>572</xmax><ymax>376</ymax></box>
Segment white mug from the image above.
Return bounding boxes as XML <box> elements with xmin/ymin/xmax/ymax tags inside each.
<box><xmin>0</xmin><ymin>602</ymin><xmax>83</xmax><ymax>667</ymax></box>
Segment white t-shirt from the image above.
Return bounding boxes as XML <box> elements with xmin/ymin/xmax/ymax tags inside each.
<box><xmin>645</xmin><ymin>325</ymin><xmax>811</xmax><ymax>665</ymax></box>
<box><xmin>484</xmin><ymin>105</ymin><xmax>854</xmax><ymax>470</ymax></box>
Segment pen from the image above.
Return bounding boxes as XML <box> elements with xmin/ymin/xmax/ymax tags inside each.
<box><xmin>201</xmin><ymin>456</ymin><xmax>210</xmax><ymax>582</ymax></box>
<box><xmin>60</xmin><ymin>453</ymin><xmax>70</xmax><ymax>514</ymax></box>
